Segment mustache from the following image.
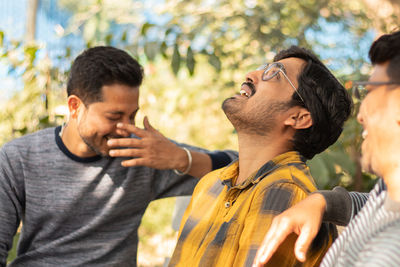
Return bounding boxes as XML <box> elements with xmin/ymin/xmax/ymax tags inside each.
<box><xmin>241</xmin><ymin>82</ymin><xmax>256</xmax><ymax>96</ymax></box>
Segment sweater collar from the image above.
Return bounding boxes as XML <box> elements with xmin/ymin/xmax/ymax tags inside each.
<box><xmin>55</xmin><ymin>126</ymin><xmax>103</xmax><ymax>163</ymax></box>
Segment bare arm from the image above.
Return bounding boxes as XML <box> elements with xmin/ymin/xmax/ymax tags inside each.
<box><xmin>252</xmin><ymin>193</ymin><xmax>326</xmax><ymax>266</ymax></box>
<box><xmin>107</xmin><ymin>117</ymin><xmax>234</xmax><ymax>178</ymax></box>
<box><xmin>253</xmin><ymin>184</ymin><xmax>373</xmax><ymax>266</ymax></box>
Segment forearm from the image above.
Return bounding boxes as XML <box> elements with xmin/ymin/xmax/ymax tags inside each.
<box><xmin>185</xmin><ymin>150</ymin><xmax>212</xmax><ymax>178</ymax></box>
<box><xmin>175</xmin><ymin>148</ymin><xmax>237</xmax><ymax>178</ymax></box>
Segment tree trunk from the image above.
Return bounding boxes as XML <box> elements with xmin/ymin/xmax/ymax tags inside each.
<box><xmin>25</xmin><ymin>0</ymin><xmax>39</xmax><ymax>41</ymax></box>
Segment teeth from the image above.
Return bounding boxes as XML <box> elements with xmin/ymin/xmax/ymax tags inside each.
<box><xmin>239</xmin><ymin>89</ymin><xmax>249</xmax><ymax>97</ymax></box>
<box><xmin>362</xmin><ymin>130</ymin><xmax>368</xmax><ymax>139</ymax></box>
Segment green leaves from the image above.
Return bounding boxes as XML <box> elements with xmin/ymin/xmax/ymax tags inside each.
<box><xmin>186</xmin><ymin>46</ymin><xmax>195</xmax><ymax>76</ymax></box>
<box><xmin>144</xmin><ymin>42</ymin><xmax>159</xmax><ymax>61</ymax></box>
<box><xmin>171</xmin><ymin>44</ymin><xmax>181</xmax><ymax>75</ymax></box>
<box><xmin>141</xmin><ymin>23</ymin><xmax>154</xmax><ymax>35</ymax></box>
<box><xmin>0</xmin><ymin>31</ymin><xmax>4</xmax><ymax>47</ymax></box>
<box><xmin>208</xmin><ymin>53</ymin><xmax>221</xmax><ymax>72</ymax></box>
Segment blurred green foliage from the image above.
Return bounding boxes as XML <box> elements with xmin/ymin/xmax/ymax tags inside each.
<box><xmin>1</xmin><ymin>0</ymin><xmax>395</xmax><ymax>194</ymax></box>
<box><xmin>2</xmin><ymin>0</ymin><xmax>397</xmax><ymax>265</ymax></box>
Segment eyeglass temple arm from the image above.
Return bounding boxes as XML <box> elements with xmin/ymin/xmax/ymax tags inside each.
<box><xmin>279</xmin><ymin>70</ymin><xmax>305</xmax><ymax>102</ymax></box>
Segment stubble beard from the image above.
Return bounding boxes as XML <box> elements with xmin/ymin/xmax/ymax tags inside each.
<box><xmin>77</xmin><ymin>122</ymin><xmax>108</xmax><ymax>157</ymax></box>
<box><xmin>222</xmin><ymin>97</ymin><xmax>291</xmax><ymax>136</ymax></box>
<box><xmin>80</xmin><ymin>133</ymin><xmax>108</xmax><ymax>157</ymax></box>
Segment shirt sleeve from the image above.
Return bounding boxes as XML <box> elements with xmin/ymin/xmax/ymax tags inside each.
<box><xmin>233</xmin><ymin>182</ymin><xmax>330</xmax><ymax>267</ymax></box>
<box><xmin>0</xmin><ymin>149</ymin><xmax>23</xmax><ymax>266</ymax></box>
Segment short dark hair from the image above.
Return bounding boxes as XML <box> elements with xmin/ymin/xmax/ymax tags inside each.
<box><xmin>67</xmin><ymin>46</ymin><xmax>144</xmax><ymax>105</ymax></box>
<box><xmin>369</xmin><ymin>30</ymin><xmax>400</xmax><ymax>83</ymax></box>
<box><xmin>274</xmin><ymin>46</ymin><xmax>352</xmax><ymax>159</ymax></box>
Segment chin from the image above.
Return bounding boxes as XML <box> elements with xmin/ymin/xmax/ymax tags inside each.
<box><xmin>360</xmin><ymin>156</ymin><xmax>375</xmax><ymax>175</ymax></box>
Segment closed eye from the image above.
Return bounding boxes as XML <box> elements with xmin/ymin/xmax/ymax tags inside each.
<box><xmin>107</xmin><ymin>117</ymin><xmax>120</xmax><ymax>121</ymax></box>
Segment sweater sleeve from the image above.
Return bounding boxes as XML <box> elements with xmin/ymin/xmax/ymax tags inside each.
<box><xmin>318</xmin><ymin>186</ymin><xmax>370</xmax><ymax>226</ymax></box>
<box><xmin>0</xmin><ymin>149</ymin><xmax>23</xmax><ymax>267</ymax></box>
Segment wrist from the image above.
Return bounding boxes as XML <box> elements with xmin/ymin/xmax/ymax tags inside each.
<box><xmin>312</xmin><ymin>192</ymin><xmax>327</xmax><ymax>213</ymax></box>
<box><xmin>174</xmin><ymin>147</ymin><xmax>192</xmax><ymax>175</ymax></box>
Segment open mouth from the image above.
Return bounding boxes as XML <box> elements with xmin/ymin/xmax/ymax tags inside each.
<box><xmin>239</xmin><ymin>82</ymin><xmax>255</xmax><ymax>98</ymax></box>
<box><xmin>239</xmin><ymin>89</ymin><xmax>250</xmax><ymax>98</ymax></box>
<box><xmin>362</xmin><ymin>130</ymin><xmax>368</xmax><ymax>139</ymax></box>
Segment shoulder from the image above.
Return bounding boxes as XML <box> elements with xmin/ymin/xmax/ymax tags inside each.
<box><xmin>257</xmin><ymin>162</ymin><xmax>316</xmax><ymax>195</ymax></box>
<box><xmin>1</xmin><ymin>127</ymin><xmax>56</xmax><ymax>160</ymax></box>
<box><xmin>358</xmin><ymin>223</ymin><xmax>400</xmax><ymax>265</ymax></box>
<box><xmin>193</xmin><ymin>167</ymin><xmax>225</xmax><ymax>193</ymax></box>
<box><xmin>2</xmin><ymin>127</ymin><xmax>55</xmax><ymax>149</ymax></box>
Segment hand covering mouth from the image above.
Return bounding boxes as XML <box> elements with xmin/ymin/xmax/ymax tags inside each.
<box><xmin>105</xmin><ymin>135</ymin><xmax>124</xmax><ymax>140</ymax></box>
<box><xmin>239</xmin><ymin>82</ymin><xmax>255</xmax><ymax>98</ymax></box>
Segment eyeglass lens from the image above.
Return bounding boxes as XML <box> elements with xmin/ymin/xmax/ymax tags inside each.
<box><xmin>263</xmin><ymin>63</ymin><xmax>281</xmax><ymax>80</ymax></box>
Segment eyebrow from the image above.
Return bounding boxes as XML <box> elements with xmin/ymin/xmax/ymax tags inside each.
<box><xmin>106</xmin><ymin>108</ymin><xmax>139</xmax><ymax>115</ymax></box>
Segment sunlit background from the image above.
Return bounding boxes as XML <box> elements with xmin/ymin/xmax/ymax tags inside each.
<box><xmin>1</xmin><ymin>0</ymin><xmax>399</xmax><ymax>266</ymax></box>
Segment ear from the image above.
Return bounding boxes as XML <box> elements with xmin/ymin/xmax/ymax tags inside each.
<box><xmin>284</xmin><ymin>108</ymin><xmax>313</xmax><ymax>129</ymax></box>
<box><xmin>67</xmin><ymin>95</ymin><xmax>83</xmax><ymax>119</ymax></box>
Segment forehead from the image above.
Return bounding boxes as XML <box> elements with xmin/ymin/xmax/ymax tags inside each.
<box><xmin>89</xmin><ymin>83</ymin><xmax>139</xmax><ymax>111</ymax></box>
<box><xmin>276</xmin><ymin>57</ymin><xmax>306</xmax><ymax>76</ymax></box>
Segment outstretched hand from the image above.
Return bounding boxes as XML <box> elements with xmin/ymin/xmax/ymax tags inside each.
<box><xmin>252</xmin><ymin>193</ymin><xmax>327</xmax><ymax>267</ymax></box>
<box><xmin>107</xmin><ymin>116</ymin><xmax>188</xmax><ymax>170</ymax></box>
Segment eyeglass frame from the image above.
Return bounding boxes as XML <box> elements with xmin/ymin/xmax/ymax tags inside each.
<box><xmin>350</xmin><ymin>81</ymin><xmax>400</xmax><ymax>100</ymax></box>
<box><xmin>257</xmin><ymin>62</ymin><xmax>305</xmax><ymax>103</ymax></box>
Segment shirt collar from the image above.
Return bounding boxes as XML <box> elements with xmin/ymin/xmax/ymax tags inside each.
<box><xmin>219</xmin><ymin>151</ymin><xmax>306</xmax><ymax>190</ymax></box>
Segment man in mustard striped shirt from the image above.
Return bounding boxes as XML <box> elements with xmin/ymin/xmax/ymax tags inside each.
<box><xmin>169</xmin><ymin>46</ymin><xmax>352</xmax><ymax>267</ymax></box>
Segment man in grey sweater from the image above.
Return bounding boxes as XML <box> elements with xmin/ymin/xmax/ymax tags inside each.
<box><xmin>253</xmin><ymin>31</ymin><xmax>400</xmax><ymax>267</ymax></box>
<box><xmin>0</xmin><ymin>46</ymin><xmax>236</xmax><ymax>267</ymax></box>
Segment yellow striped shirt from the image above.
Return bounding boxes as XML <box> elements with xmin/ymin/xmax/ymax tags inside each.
<box><xmin>169</xmin><ymin>151</ymin><xmax>336</xmax><ymax>267</ymax></box>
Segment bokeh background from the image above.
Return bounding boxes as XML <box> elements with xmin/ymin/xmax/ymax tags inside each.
<box><xmin>1</xmin><ymin>0</ymin><xmax>399</xmax><ymax>266</ymax></box>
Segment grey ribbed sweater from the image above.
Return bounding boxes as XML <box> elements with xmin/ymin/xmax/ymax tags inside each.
<box><xmin>0</xmin><ymin>126</ymin><xmax>236</xmax><ymax>267</ymax></box>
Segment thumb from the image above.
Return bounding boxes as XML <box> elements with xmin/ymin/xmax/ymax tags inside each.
<box><xmin>143</xmin><ymin>116</ymin><xmax>156</xmax><ymax>132</ymax></box>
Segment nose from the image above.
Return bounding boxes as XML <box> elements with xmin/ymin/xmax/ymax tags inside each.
<box><xmin>121</xmin><ymin>116</ymin><xmax>132</xmax><ymax>125</ymax></box>
<box><xmin>245</xmin><ymin>69</ymin><xmax>262</xmax><ymax>84</ymax></box>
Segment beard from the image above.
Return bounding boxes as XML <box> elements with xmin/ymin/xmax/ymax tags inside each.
<box><xmin>222</xmin><ymin>97</ymin><xmax>291</xmax><ymax>136</ymax></box>
<box><xmin>80</xmin><ymin>135</ymin><xmax>107</xmax><ymax>156</ymax></box>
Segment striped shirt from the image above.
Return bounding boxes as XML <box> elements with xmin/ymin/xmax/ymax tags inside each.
<box><xmin>321</xmin><ymin>180</ymin><xmax>400</xmax><ymax>267</ymax></box>
<box><xmin>169</xmin><ymin>151</ymin><xmax>336</xmax><ymax>267</ymax></box>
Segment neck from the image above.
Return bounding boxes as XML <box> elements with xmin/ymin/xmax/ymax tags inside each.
<box><xmin>60</xmin><ymin>122</ymin><xmax>97</xmax><ymax>158</ymax></box>
<box><xmin>383</xmin><ymin>162</ymin><xmax>400</xmax><ymax>202</ymax></box>
<box><xmin>235</xmin><ymin>131</ymin><xmax>291</xmax><ymax>185</ymax></box>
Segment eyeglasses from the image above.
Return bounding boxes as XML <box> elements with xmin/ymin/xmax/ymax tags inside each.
<box><xmin>257</xmin><ymin>62</ymin><xmax>305</xmax><ymax>103</ymax></box>
<box><xmin>348</xmin><ymin>81</ymin><xmax>400</xmax><ymax>101</ymax></box>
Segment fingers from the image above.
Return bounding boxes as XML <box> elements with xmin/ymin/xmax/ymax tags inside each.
<box><xmin>294</xmin><ymin>224</ymin><xmax>315</xmax><ymax>262</ymax></box>
<box><xmin>143</xmin><ymin>116</ymin><xmax>156</xmax><ymax>132</ymax></box>
<box><xmin>120</xmin><ymin>158</ymin><xmax>149</xmax><ymax>167</ymax></box>
<box><xmin>115</xmin><ymin>127</ymin><xmax>130</xmax><ymax>138</ymax></box>
<box><xmin>107</xmin><ymin>138</ymin><xmax>144</xmax><ymax>149</ymax></box>
<box><xmin>253</xmin><ymin>218</ymin><xmax>293</xmax><ymax>266</ymax></box>
<box><xmin>116</xmin><ymin>123</ymin><xmax>147</xmax><ymax>138</ymax></box>
<box><xmin>109</xmin><ymin>148</ymin><xmax>142</xmax><ymax>158</ymax></box>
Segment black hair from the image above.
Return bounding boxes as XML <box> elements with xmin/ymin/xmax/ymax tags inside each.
<box><xmin>67</xmin><ymin>46</ymin><xmax>144</xmax><ymax>105</ymax></box>
<box><xmin>274</xmin><ymin>46</ymin><xmax>352</xmax><ymax>159</ymax></box>
<box><xmin>369</xmin><ymin>30</ymin><xmax>400</xmax><ymax>83</ymax></box>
